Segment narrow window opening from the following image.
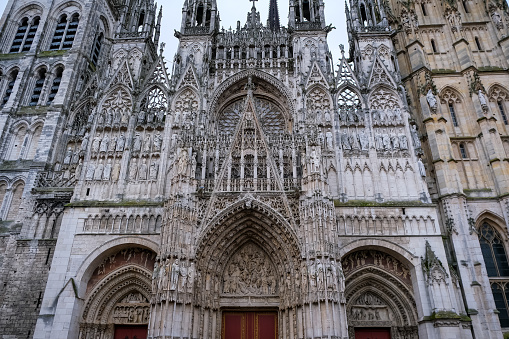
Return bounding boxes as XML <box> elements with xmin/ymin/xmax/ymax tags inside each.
<box><xmin>459</xmin><ymin>143</ymin><xmax>468</xmax><ymax>158</ymax></box>
<box><xmin>196</xmin><ymin>3</ymin><xmax>204</xmax><ymax>25</ymax></box>
<box><xmin>449</xmin><ymin>102</ymin><xmax>459</xmax><ymax>127</ymax></box>
<box><xmin>22</xmin><ymin>16</ymin><xmax>39</xmax><ymax>52</ymax></box>
<box><xmin>63</xmin><ymin>13</ymin><xmax>79</xmax><ymax>49</ymax></box>
<box><xmin>431</xmin><ymin>39</ymin><xmax>437</xmax><ymax>53</ymax></box>
<box><xmin>498</xmin><ymin>100</ymin><xmax>508</xmax><ymax>125</ymax></box>
<box><xmin>86</xmin><ymin>188</ymin><xmax>90</xmax><ymax>196</ymax></box>
<box><xmin>360</xmin><ymin>4</ymin><xmax>368</xmax><ymax>26</ymax></box>
<box><xmin>50</xmin><ymin>15</ymin><xmax>67</xmax><ymax>50</ymax></box>
<box><xmin>90</xmin><ymin>33</ymin><xmax>103</xmax><ymax>68</ymax></box>
<box><xmin>2</xmin><ymin>70</ymin><xmax>18</xmax><ymax>106</ymax></box>
<box><xmin>462</xmin><ymin>0</ymin><xmax>470</xmax><ymax>13</ymax></box>
<box><xmin>47</xmin><ymin>67</ymin><xmax>63</xmax><ymax>104</ymax></box>
<box><xmin>10</xmin><ymin>18</ymin><xmax>29</xmax><ymax>53</ymax></box>
<box><xmin>45</xmin><ymin>248</ymin><xmax>52</xmax><ymax>265</ymax></box>
<box><xmin>475</xmin><ymin>37</ymin><xmax>483</xmax><ymax>51</ymax></box>
<box><xmin>303</xmin><ymin>0</ymin><xmax>311</xmax><ymax>21</ymax></box>
<box><xmin>137</xmin><ymin>11</ymin><xmax>145</xmax><ymax>32</ymax></box>
<box><xmin>30</xmin><ymin>68</ymin><xmax>46</xmax><ymax>106</ymax></box>
<box><xmin>421</xmin><ymin>3</ymin><xmax>428</xmax><ymax>16</ymax></box>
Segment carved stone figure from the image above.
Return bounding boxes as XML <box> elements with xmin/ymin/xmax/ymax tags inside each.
<box><xmin>100</xmin><ymin>135</ymin><xmax>109</xmax><ymax>153</ymax></box>
<box><xmin>382</xmin><ymin>133</ymin><xmax>391</xmax><ymax>150</ymax></box>
<box><xmin>143</xmin><ymin>135</ymin><xmax>151</xmax><ymax>153</ymax></box>
<box><xmin>153</xmin><ymin>132</ymin><xmax>162</xmax><ymax>152</ymax></box>
<box><xmin>63</xmin><ymin>147</ymin><xmax>73</xmax><ymax>165</ymax></box>
<box><xmin>116</xmin><ymin>133</ymin><xmax>125</xmax><ymax>152</ymax></box>
<box><xmin>138</xmin><ymin>159</ymin><xmax>148</xmax><ymax>180</ymax></box>
<box><xmin>400</xmin><ymin>134</ymin><xmax>408</xmax><ymax>150</ymax></box>
<box><xmin>326</xmin><ymin>131</ymin><xmax>333</xmax><ymax>150</ymax></box>
<box><xmin>170</xmin><ymin>259</ymin><xmax>180</xmax><ymax>291</ymax></box>
<box><xmin>418</xmin><ymin>158</ymin><xmax>426</xmax><ymax>177</ymax></box>
<box><xmin>129</xmin><ymin>159</ymin><xmax>138</xmax><ymax>181</ymax></box>
<box><xmin>358</xmin><ymin>130</ymin><xmax>369</xmax><ymax>151</ymax></box>
<box><xmin>108</xmin><ymin>136</ymin><xmax>117</xmax><ymax>152</ymax></box>
<box><xmin>132</xmin><ymin>134</ymin><xmax>142</xmax><ymax>152</ymax></box>
<box><xmin>426</xmin><ymin>89</ymin><xmax>437</xmax><ymax>112</ymax></box>
<box><xmin>178</xmin><ymin>150</ymin><xmax>188</xmax><ymax>175</ymax></box>
<box><xmin>80</xmin><ymin>133</ymin><xmax>89</xmax><ymax>152</ymax></box>
<box><xmin>94</xmin><ymin>160</ymin><xmax>104</xmax><ymax>180</ymax></box>
<box><xmin>138</xmin><ymin>110</ymin><xmax>146</xmax><ymax>124</ymax></box>
<box><xmin>411</xmin><ymin>125</ymin><xmax>421</xmax><ymax>149</ymax></box>
<box><xmin>149</xmin><ymin>161</ymin><xmax>159</xmax><ymax>180</ymax></box>
<box><xmin>341</xmin><ymin>133</ymin><xmax>351</xmax><ymax>150</ymax></box>
<box><xmin>375</xmin><ymin>134</ymin><xmax>383</xmax><ymax>149</ymax></box>
<box><xmin>85</xmin><ymin>163</ymin><xmax>95</xmax><ymax>181</ymax></box>
<box><xmin>103</xmin><ymin>159</ymin><xmax>112</xmax><ymax>180</ymax></box>
<box><xmin>391</xmin><ymin>133</ymin><xmax>400</xmax><ymax>149</ymax></box>
<box><xmin>112</xmin><ymin>160</ymin><xmax>121</xmax><ymax>181</ymax></box>
<box><xmin>92</xmin><ymin>134</ymin><xmax>101</xmax><ymax>153</ymax></box>
<box><xmin>478</xmin><ymin>90</ymin><xmax>488</xmax><ymax>109</ymax></box>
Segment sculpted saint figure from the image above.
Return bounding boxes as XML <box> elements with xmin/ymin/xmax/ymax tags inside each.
<box><xmin>143</xmin><ymin>135</ymin><xmax>151</xmax><ymax>153</ymax></box>
<box><xmin>358</xmin><ymin>130</ymin><xmax>369</xmax><ymax>151</ymax></box>
<box><xmin>149</xmin><ymin>161</ymin><xmax>159</xmax><ymax>180</ymax></box>
<box><xmin>129</xmin><ymin>159</ymin><xmax>138</xmax><ymax>181</ymax></box>
<box><xmin>94</xmin><ymin>160</ymin><xmax>104</xmax><ymax>181</ymax></box>
<box><xmin>375</xmin><ymin>134</ymin><xmax>383</xmax><ymax>150</ymax></box>
<box><xmin>112</xmin><ymin>160</ymin><xmax>121</xmax><ymax>181</ymax></box>
<box><xmin>170</xmin><ymin>259</ymin><xmax>180</xmax><ymax>291</ymax></box>
<box><xmin>178</xmin><ymin>150</ymin><xmax>188</xmax><ymax>175</ymax></box>
<box><xmin>85</xmin><ymin>163</ymin><xmax>95</xmax><ymax>181</ymax></box>
<box><xmin>411</xmin><ymin>125</ymin><xmax>421</xmax><ymax>148</ymax></box>
<box><xmin>116</xmin><ymin>133</ymin><xmax>125</xmax><ymax>152</ymax></box>
<box><xmin>92</xmin><ymin>134</ymin><xmax>101</xmax><ymax>153</ymax></box>
<box><xmin>341</xmin><ymin>133</ymin><xmax>351</xmax><ymax>150</ymax></box>
<box><xmin>391</xmin><ymin>133</ymin><xmax>400</xmax><ymax>149</ymax></box>
<box><xmin>63</xmin><ymin>147</ymin><xmax>73</xmax><ymax>164</ymax></box>
<box><xmin>108</xmin><ymin>136</ymin><xmax>117</xmax><ymax>152</ymax></box>
<box><xmin>132</xmin><ymin>134</ymin><xmax>142</xmax><ymax>152</ymax></box>
<box><xmin>80</xmin><ymin>133</ymin><xmax>89</xmax><ymax>152</ymax></box>
<box><xmin>426</xmin><ymin>89</ymin><xmax>437</xmax><ymax>111</ymax></box>
<box><xmin>103</xmin><ymin>159</ymin><xmax>112</xmax><ymax>180</ymax></box>
<box><xmin>418</xmin><ymin>158</ymin><xmax>426</xmax><ymax>177</ymax></box>
<box><xmin>400</xmin><ymin>134</ymin><xmax>409</xmax><ymax>150</ymax></box>
<box><xmin>138</xmin><ymin>159</ymin><xmax>148</xmax><ymax>180</ymax></box>
<box><xmin>478</xmin><ymin>90</ymin><xmax>488</xmax><ymax>108</ymax></box>
<box><xmin>326</xmin><ymin>131</ymin><xmax>333</xmax><ymax>150</ymax></box>
<box><xmin>100</xmin><ymin>134</ymin><xmax>109</xmax><ymax>153</ymax></box>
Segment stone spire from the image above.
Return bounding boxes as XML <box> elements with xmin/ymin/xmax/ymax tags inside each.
<box><xmin>268</xmin><ymin>0</ymin><xmax>280</xmax><ymax>31</ymax></box>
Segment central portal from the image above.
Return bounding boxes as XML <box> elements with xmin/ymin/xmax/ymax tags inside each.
<box><xmin>222</xmin><ymin>311</ymin><xmax>278</xmax><ymax>339</ymax></box>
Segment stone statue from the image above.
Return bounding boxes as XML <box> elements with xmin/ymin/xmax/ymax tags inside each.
<box><xmin>132</xmin><ymin>134</ymin><xmax>142</xmax><ymax>152</ymax></box>
<box><xmin>63</xmin><ymin>147</ymin><xmax>72</xmax><ymax>165</ymax></box>
<box><xmin>94</xmin><ymin>160</ymin><xmax>104</xmax><ymax>181</ymax></box>
<box><xmin>152</xmin><ymin>260</ymin><xmax>160</xmax><ymax>292</ymax></box>
<box><xmin>143</xmin><ymin>135</ymin><xmax>151</xmax><ymax>153</ymax></box>
<box><xmin>358</xmin><ymin>130</ymin><xmax>369</xmax><ymax>151</ymax></box>
<box><xmin>478</xmin><ymin>90</ymin><xmax>488</xmax><ymax>108</ymax></box>
<box><xmin>375</xmin><ymin>134</ymin><xmax>383</xmax><ymax>150</ymax></box>
<box><xmin>80</xmin><ymin>133</ymin><xmax>89</xmax><ymax>152</ymax></box>
<box><xmin>71</xmin><ymin>151</ymin><xmax>79</xmax><ymax>165</ymax></box>
<box><xmin>116</xmin><ymin>133</ymin><xmax>125</xmax><ymax>152</ymax></box>
<box><xmin>112</xmin><ymin>160</ymin><xmax>121</xmax><ymax>181</ymax></box>
<box><xmin>326</xmin><ymin>131</ymin><xmax>333</xmax><ymax>150</ymax></box>
<box><xmin>92</xmin><ymin>134</ymin><xmax>101</xmax><ymax>153</ymax></box>
<box><xmin>178</xmin><ymin>150</ymin><xmax>188</xmax><ymax>175</ymax></box>
<box><xmin>311</xmin><ymin>150</ymin><xmax>320</xmax><ymax>172</ymax></box>
<box><xmin>138</xmin><ymin>110</ymin><xmax>146</xmax><ymax>124</ymax></box>
<box><xmin>85</xmin><ymin>163</ymin><xmax>95</xmax><ymax>181</ymax></box>
<box><xmin>426</xmin><ymin>89</ymin><xmax>437</xmax><ymax>112</ymax></box>
<box><xmin>341</xmin><ymin>133</ymin><xmax>351</xmax><ymax>150</ymax></box>
<box><xmin>138</xmin><ymin>159</ymin><xmax>148</xmax><ymax>180</ymax></box>
<box><xmin>411</xmin><ymin>125</ymin><xmax>421</xmax><ymax>149</ymax></box>
<box><xmin>103</xmin><ymin>159</ymin><xmax>112</xmax><ymax>180</ymax></box>
<box><xmin>395</xmin><ymin>108</ymin><xmax>403</xmax><ymax>124</ymax></box>
<box><xmin>400</xmin><ymin>134</ymin><xmax>409</xmax><ymax>150</ymax></box>
<box><xmin>149</xmin><ymin>161</ymin><xmax>159</xmax><ymax>180</ymax></box>
<box><xmin>153</xmin><ymin>132</ymin><xmax>162</xmax><ymax>152</ymax></box>
<box><xmin>382</xmin><ymin>133</ymin><xmax>391</xmax><ymax>150</ymax></box>
<box><xmin>156</xmin><ymin>109</ymin><xmax>165</xmax><ymax>123</ymax></box>
<box><xmin>170</xmin><ymin>259</ymin><xmax>180</xmax><ymax>291</ymax></box>
<box><xmin>391</xmin><ymin>133</ymin><xmax>400</xmax><ymax>149</ymax></box>
<box><xmin>99</xmin><ymin>134</ymin><xmax>109</xmax><ymax>153</ymax></box>
<box><xmin>108</xmin><ymin>136</ymin><xmax>117</xmax><ymax>152</ymax></box>
<box><xmin>418</xmin><ymin>158</ymin><xmax>426</xmax><ymax>177</ymax></box>
<box><xmin>324</xmin><ymin>110</ymin><xmax>331</xmax><ymax>123</ymax></box>
<box><xmin>129</xmin><ymin>159</ymin><xmax>138</xmax><ymax>181</ymax></box>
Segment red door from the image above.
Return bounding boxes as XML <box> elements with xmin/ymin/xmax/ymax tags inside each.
<box><xmin>355</xmin><ymin>327</ymin><xmax>391</xmax><ymax>339</ymax></box>
<box><xmin>222</xmin><ymin>311</ymin><xmax>278</xmax><ymax>339</ymax></box>
<box><xmin>114</xmin><ymin>325</ymin><xmax>148</xmax><ymax>339</ymax></box>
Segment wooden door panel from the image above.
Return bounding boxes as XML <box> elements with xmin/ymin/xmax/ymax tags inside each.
<box><xmin>114</xmin><ymin>325</ymin><xmax>148</xmax><ymax>339</ymax></box>
<box><xmin>222</xmin><ymin>311</ymin><xmax>277</xmax><ymax>339</ymax></box>
<box><xmin>355</xmin><ymin>327</ymin><xmax>391</xmax><ymax>339</ymax></box>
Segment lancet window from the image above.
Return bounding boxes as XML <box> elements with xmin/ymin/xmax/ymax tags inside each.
<box><xmin>478</xmin><ymin>222</ymin><xmax>509</xmax><ymax>327</ymax></box>
<box><xmin>47</xmin><ymin>67</ymin><xmax>63</xmax><ymax>104</ymax></box>
<box><xmin>30</xmin><ymin>68</ymin><xmax>47</xmax><ymax>106</ymax></box>
<box><xmin>90</xmin><ymin>33</ymin><xmax>103</xmax><ymax>68</ymax></box>
<box><xmin>10</xmin><ymin>16</ymin><xmax>40</xmax><ymax>53</ymax></box>
<box><xmin>50</xmin><ymin>13</ymin><xmax>79</xmax><ymax>50</ymax></box>
<box><xmin>2</xmin><ymin>69</ymin><xmax>18</xmax><ymax>106</ymax></box>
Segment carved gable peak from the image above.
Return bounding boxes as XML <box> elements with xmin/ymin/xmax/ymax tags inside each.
<box><xmin>108</xmin><ymin>59</ymin><xmax>135</xmax><ymax>90</ymax></box>
<box><xmin>143</xmin><ymin>56</ymin><xmax>171</xmax><ymax>89</ymax></box>
<box><xmin>177</xmin><ymin>64</ymin><xmax>200</xmax><ymax>90</ymax></box>
<box><xmin>306</xmin><ymin>61</ymin><xmax>329</xmax><ymax>89</ymax></box>
<box><xmin>368</xmin><ymin>55</ymin><xmax>397</xmax><ymax>89</ymax></box>
<box><xmin>337</xmin><ymin>56</ymin><xmax>359</xmax><ymax>87</ymax></box>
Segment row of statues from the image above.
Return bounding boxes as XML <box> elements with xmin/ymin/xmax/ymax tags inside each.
<box><xmin>83</xmin><ymin>132</ymin><xmax>162</xmax><ymax>154</ymax></box>
<box><xmin>374</xmin><ymin>132</ymin><xmax>409</xmax><ymax>151</ymax></box>
<box><xmin>84</xmin><ymin>158</ymin><xmax>160</xmax><ymax>181</ymax></box>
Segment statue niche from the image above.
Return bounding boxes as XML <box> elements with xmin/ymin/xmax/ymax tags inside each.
<box><xmin>222</xmin><ymin>243</ymin><xmax>278</xmax><ymax>296</ymax></box>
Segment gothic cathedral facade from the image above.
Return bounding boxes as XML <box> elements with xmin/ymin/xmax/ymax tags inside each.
<box><xmin>0</xmin><ymin>0</ymin><xmax>508</xmax><ymax>338</ymax></box>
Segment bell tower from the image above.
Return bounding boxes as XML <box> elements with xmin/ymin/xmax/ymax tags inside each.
<box><xmin>180</xmin><ymin>0</ymin><xmax>219</xmax><ymax>34</ymax></box>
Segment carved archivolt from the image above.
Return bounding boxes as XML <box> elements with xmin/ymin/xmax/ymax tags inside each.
<box><xmin>343</xmin><ymin>249</ymin><xmax>418</xmax><ymax>339</ymax></box>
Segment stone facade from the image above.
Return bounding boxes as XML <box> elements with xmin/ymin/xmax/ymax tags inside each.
<box><xmin>0</xmin><ymin>0</ymin><xmax>507</xmax><ymax>338</ymax></box>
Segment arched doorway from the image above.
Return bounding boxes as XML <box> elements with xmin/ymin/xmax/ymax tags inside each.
<box><xmin>342</xmin><ymin>249</ymin><xmax>419</xmax><ymax>339</ymax></box>
<box><xmin>79</xmin><ymin>247</ymin><xmax>156</xmax><ymax>339</ymax></box>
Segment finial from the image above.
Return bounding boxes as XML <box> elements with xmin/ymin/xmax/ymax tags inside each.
<box><xmin>160</xmin><ymin>42</ymin><xmax>165</xmax><ymax>55</ymax></box>
<box><xmin>339</xmin><ymin>44</ymin><xmax>345</xmax><ymax>56</ymax></box>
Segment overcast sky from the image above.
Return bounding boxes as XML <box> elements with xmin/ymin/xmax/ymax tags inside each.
<box><xmin>0</xmin><ymin>0</ymin><xmax>349</xmax><ymax>72</ymax></box>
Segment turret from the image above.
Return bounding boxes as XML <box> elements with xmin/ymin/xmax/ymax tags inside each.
<box><xmin>289</xmin><ymin>0</ymin><xmax>326</xmax><ymax>30</ymax></box>
<box><xmin>180</xmin><ymin>0</ymin><xmax>218</xmax><ymax>34</ymax></box>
